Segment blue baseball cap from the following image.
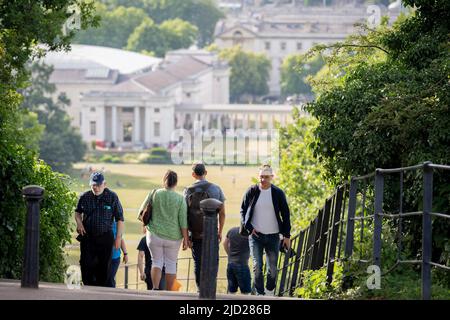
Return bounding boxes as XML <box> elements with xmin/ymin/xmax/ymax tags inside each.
<box><xmin>89</xmin><ymin>172</ymin><xmax>105</xmax><ymax>186</ymax></box>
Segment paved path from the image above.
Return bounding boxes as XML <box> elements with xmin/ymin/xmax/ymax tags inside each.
<box><xmin>0</xmin><ymin>279</ymin><xmax>288</xmax><ymax>300</ymax></box>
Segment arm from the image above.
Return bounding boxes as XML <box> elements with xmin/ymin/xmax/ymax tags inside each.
<box><xmin>75</xmin><ymin>212</ymin><xmax>86</xmax><ymax>235</ymax></box>
<box><xmin>179</xmin><ymin>199</ymin><xmax>190</xmax><ymax>249</ymax></box>
<box><xmin>280</xmin><ymin>190</ymin><xmax>291</xmax><ymax>248</ymax></box>
<box><xmin>223</xmin><ymin>236</ymin><xmax>230</xmax><ymax>255</ymax></box>
<box><xmin>218</xmin><ymin>204</ymin><xmax>225</xmax><ymax>243</ymax></box>
<box><xmin>240</xmin><ymin>187</ymin><xmax>255</xmax><ymax>234</ymax></box>
<box><xmin>137</xmin><ymin>251</ymin><xmax>146</xmax><ymax>281</ymax></box>
<box><xmin>115</xmin><ymin>220</ymin><xmax>124</xmax><ymax>250</ymax></box>
<box><xmin>121</xmin><ymin>238</ymin><xmax>128</xmax><ymax>264</ymax></box>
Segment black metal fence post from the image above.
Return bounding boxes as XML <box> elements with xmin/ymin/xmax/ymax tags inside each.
<box><xmin>326</xmin><ymin>186</ymin><xmax>344</xmax><ymax>284</ymax></box>
<box><xmin>342</xmin><ymin>179</ymin><xmax>358</xmax><ymax>288</ymax></box>
<box><xmin>21</xmin><ymin>185</ymin><xmax>45</xmax><ymax>288</ymax></box>
<box><xmin>373</xmin><ymin>169</ymin><xmax>384</xmax><ymax>268</ymax></box>
<box><xmin>199</xmin><ymin>198</ymin><xmax>223</xmax><ymax>299</ymax></box>
<box><xmin>124</xmin><ymin>264</ymin><xmax>129</xmax><ymax>289</ymax></box>
<box><xmin>422</xmin><ymin>162</ymin><xmax>433</xmax><ymax>300</ymax></box>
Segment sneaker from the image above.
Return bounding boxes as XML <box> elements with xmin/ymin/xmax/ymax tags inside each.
<box><xmin>265</xmin><ymin>289</ymin><xmax>275</xmax><ymax>296</ymax></box>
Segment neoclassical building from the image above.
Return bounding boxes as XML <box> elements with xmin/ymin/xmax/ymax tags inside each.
<box><xmin>43</xmin><ymin>45</ymin><xmax>296</xmax><ymax>149</ymax></box>
<box><xmin>214</xmin><ymin>4</ymin><xmax>401</xmax><ymax>96</ymax></box>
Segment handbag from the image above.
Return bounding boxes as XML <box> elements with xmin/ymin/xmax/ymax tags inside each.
<box><xmin>138</xmin><ymin>189</ymin><xmax>156</xmax><ymax>226</ymax></box>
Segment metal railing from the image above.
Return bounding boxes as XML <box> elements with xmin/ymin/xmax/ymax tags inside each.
<box><xmin>274</xmin><ymin>162</ymin><xmax>450</xmax><ymax>299</ymax></box>
<box><xmin>116</xmin><ymin>256</ymin><xmax>230</xmax><ymax>293</ymax></box>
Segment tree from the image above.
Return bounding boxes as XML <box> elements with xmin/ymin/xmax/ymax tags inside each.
<box><xmin>74</xmin><ymin>3</ymin><xmax>149</xmax><ymax>49</ymax></box>
<box><xmin>215</xmin><ymin>45</ymin><xmax>271</xmax><ymax>103</ymax></box>
<box><xmin>298</xmin><ymin>0</ymin><xmax>449</xmax><ymax>273</ymax></box>
<box><xmin>127</xmin><ymin>17</ymin><xmax>198</xmax><ymax>57</ymax></box>
<box><xmin>160</xmin><ymin>18</ymin><xmax>198</xmax><ymax>51</ymax></box>
<box><xmin>101</xmin><ymin>0</ymin><xmax>224</xmax><ymax>46</ymax></box>
<box><xmin>0</xmin><ymin>0</ymin><xmax>97</xmax><ymax>282</ymax></box>
<box><xmin>280</xmin><ymin>53</ymin><xmax>324</xmax><ymax>99</ymax></box>
<box><xmin>278</xmin><ymin>111</ymin><xmax>332</xmax><ymax>230</ymax></box>
<box><xmin>20</xmin><ymin>62</ymin><xmax>87</xmax><ymax>173</ymax></box>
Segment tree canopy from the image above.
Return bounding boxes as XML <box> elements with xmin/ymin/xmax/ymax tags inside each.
<box><xmin>212</xmin><ymin>45</ymin><xmax>271</xmax><ymax>103</ymax></box>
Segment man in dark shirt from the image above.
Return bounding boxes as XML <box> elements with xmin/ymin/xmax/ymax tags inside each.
<box><xmin>137</xmin><ymin>232</ymin><xmax>166</xmax><ymax>290</ymax></box>
<box><xmin>223</xmin><ymin>226</ymin><xmax>251</xmax><ymax>294</ymax></box>
<box><xmin>75</xmin><ymin>171</ymin><xmax>124</xmax><ymax>287</ymax></box>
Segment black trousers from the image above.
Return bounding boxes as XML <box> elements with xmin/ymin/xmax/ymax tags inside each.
<box><xmin>80</xmin><ymin>231</ymin><xmax>114</xmax><ymax>287</ymax></box>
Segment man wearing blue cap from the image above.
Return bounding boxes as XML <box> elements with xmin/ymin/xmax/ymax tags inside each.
<box><xmin>75</xmin><ymin>171</ymin><xmax>125</xmax><ymax>287</ymax></box>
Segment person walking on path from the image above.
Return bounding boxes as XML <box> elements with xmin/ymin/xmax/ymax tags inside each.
<box><xmin>107</xmin><ymin>220</ymin><xmax>128</xmax><ymax>287</ymax></box>
<box><xmin>240</xmin><ymin>164</ymin><xmax>291</xmax><ymax>296</ymax></box>
<box><xmin>139</xmin><ymin>170</ymin><xmax>189</xmax><ymax>290</ymax></box>
<box><xmin>137</xmin><ymin>227</ymin><xmax>166</xmax><ymax>290</ymax></box>
<box><xmin>75</xmin><ymin>171</ymin><xmax>124</xmax><ymax>287</ymax></box>
<box><xmin>223</xmin><ymin>226</ymin><xmax>251</xmax><ymax>295</ymax></box>
<box><xmin>183</xmin><ymin>162</ymin><xmax>226</xmax><ymax>290</ymax></box>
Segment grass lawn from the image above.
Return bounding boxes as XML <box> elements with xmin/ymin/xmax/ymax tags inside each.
<box><xmin>66</xmin><ymin>162</ymin><xmax>260</xmax><ymax>293</ymax></box>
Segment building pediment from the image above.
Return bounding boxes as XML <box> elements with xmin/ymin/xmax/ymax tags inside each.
<box><xmin>217</xmin><ymin>25</ymin><xmax>258</xmax><ymax>39</ymax></box>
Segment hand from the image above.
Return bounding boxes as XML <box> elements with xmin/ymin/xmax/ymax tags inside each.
<box><xmin>251</xmin><ymin>229</ymin><xmax>259</xmax><ymax>238</ymax></box>
<box><xmin>140</xmin><ymin>273</ymin><xmax>146</xmax><ymax>281</ymax></box>
<box><xmin>218</xmin><ymin>233</ymin><xmax>222</xmax><ymax>243</ymax></box>
<box><xmin>282</xmin><ymin>237</ymin><xmax>291</xmax><ymax>250</ymax></box>
<box><xmin>122</xmin><ymin>254</ymin><xmax>128</xmax><ymax>264</ymax></box>
<box><xmin>182</xmin><ymin>238</ymin><xmax>190</xmax><ymax>250</ymax></box>
<box><xmin>114</xmin><ymin>237</ymin><xmax>121</xmax><ymax>250</ymax></box>
<box><xmin>76</xmin><ymin>223</ymin><xmax>86</xmax><ymax>236</ymax></box>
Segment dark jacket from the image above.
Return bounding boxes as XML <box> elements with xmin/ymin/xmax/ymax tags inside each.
<box><xmin>240</xmin><ymin>184</ymin><xmax>291</xmax><ymax>238</ymax></box>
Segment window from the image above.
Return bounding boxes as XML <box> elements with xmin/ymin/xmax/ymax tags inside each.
<box><xmin>186</xmin><ymin>93</ymin><xmax>191</xmax><ymax>98</ymax></box>
<box><xmin>154</xmin><ymin>122</ymin><xmax>160</xmax><ymax>137</ymax></box>
<box><xmin>123</xmin><ymin>123</ymin><xmax>132</xmax><ymax>142</ymax></box>
<box><xmin>122</xmin><ymin>107</ymin><xmax>133</xmax><ymax>113</ymax></box>
<box><xmin>154</xmin><ymin>108</ymin><xmax>160</xmax><ymax>113</ymax></box>
<box><xmin>90</xmin><ymin>121</ymin><xmax>96</xmax><ymax>136</ymax></box>
<box><xmin>265</xmin><ymin>42</ymin><xmax>271</xmax><ymax>50</ymax></box>
<box><xmin>280</xmin><ymin>42</ymin><xmax>286</xmax><ymax>50</ymax></box>
<box><xmin>90</xmin><ymin>107</ymin><xmax>96</xmax><ymax>112</ymax></box>
<box><xmin>232</xmin><ymin>30</ymin><xmax>243</xmax><ymax>46</ymax></box>
<box><xmin>297</xmin><ymin>42</ymin><xmax>302</xmax><ymax>50</ymax></box>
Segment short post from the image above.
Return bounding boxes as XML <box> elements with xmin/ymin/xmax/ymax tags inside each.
<box><xmin>21</xmin><ymin>185</ymin><xmax>45</xmax><ymax>288</ymax></box>
<box><xmin>373</xmin><ymin>169</ymin><xmax>384</xmax><ymax>268</ymax></box>
<box><xmin>422</xmin><ymin>162</ymin><xmax>433</xmax><ymax>300</ymax></box>
<box><xmin>199</xmin><ymin>198</ymin><xmax>223</xmax><ymax>299</ymax></box>
<box><xmin>124</xmin><ymin>265</ymin><xmax>129</xmax><ymax>289</ymax></box>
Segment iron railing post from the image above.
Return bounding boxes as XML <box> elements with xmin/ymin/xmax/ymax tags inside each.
<box><xmin>422</xmin><ymin>162</ymin><xmax>433</xmax><ymax>300</ymax></box>
<box><xmin>21</xmin><ymin>185</ymin><xmax>45</xmax><ymax>288</ymax></box>
<box><xmin>124</xmin><ymin>264</ymin><xmax>129</xmax><ymax>289</ymax></box>
<box><xmin>199</xmin><ymin>198</ymin><xmax>222</xmax><ymax>299</ymax></box>
<box><xmin>373</xmin><ymin>169</ymin><xmax>384</xmax><ymax>268</ymax></box>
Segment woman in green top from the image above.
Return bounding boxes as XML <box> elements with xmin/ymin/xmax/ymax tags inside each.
<box><xmin>140</xmin><ymin>170</ymin><xmax>189</xmax><ymax>290</ymax></box>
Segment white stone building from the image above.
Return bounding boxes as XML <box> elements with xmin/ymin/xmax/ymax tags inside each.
<box><xmin>43</xmin><ymin>45</ymin><xmax>295</xmax><ymax>149</ymax></box>
<box><xmin>214</xmin><ymin>4</ymin><xmax>401</xmax><ymax>96</ymax></box>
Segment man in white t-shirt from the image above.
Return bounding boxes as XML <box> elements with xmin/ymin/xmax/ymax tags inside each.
<box><xmin>240</xmin><ymin>164</ymin><xmax>291</xmax><ymax>296</ymax></box>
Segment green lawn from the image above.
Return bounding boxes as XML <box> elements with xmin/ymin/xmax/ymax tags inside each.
<box><xmin>66</xmin><ymin>162</ymin><xmax>259</xmax><ymax>293</ymax></box>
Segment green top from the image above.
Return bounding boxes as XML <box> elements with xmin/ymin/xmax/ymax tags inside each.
<box><xmin>140</xmin><ymin>188</ymin><xmax>187</xmax><ymax>241</ymax></box>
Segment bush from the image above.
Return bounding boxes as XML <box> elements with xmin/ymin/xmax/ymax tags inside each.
<box><xmin>141</xmin><ymin>147</ymin><xmax>171</xmax><ymax>164</ymax></box>
<box><xmin>294</xmin><ymin>263</ymin><xmax>344</xmax><ymax>299</ymax></box>
<box><xmin>99</xmin><ymin>154</ymin><xmax>122</xmax><ymax>163</ymax></box>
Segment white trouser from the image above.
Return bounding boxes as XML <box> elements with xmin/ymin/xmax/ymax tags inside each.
<box><xmin>146</xmin><ymin>231</ymin><xmax>181</xmax><ymax>275</ymax></box>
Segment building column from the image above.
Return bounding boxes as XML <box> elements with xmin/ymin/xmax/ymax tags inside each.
<box><xmin>145</xmin><ymin>107</ymin><xmax>151</xmax><ymax>145</ymax></box>
<box><xmin>111</xmin><ymin>106</ymin><xmax>117</xmax><ymax>143</ymax></box>
<box><xmin>268</xmin><ymin>114</ymin><xmax>274</xmax><ymax>131</ymax></box>
<box><xmin>255</xmin><ymin>113</ymin><xmax>261</xmax><ymax>130</ymax></box>
<box><xmin>218</xmin><ymin>113</ymin><xmax>223</xmax><ymax>131</ymax></box>
<box><xmin>242</xmin><ymin>113</ymin><xmax>248</xmax><ymax>130</ymax></box>
<box><xmin>134</xmin><ymin>106</ymin><xmax>140</xmax><ymax>143</ymax></box>
<box><xmin>99</xmin><ymin>106</ymin><xmax>106</xmax><ymax>140</ymax></box>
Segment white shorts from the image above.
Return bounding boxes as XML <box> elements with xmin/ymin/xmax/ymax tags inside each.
<box><xmin>146</xmin><ymin>231</ymin><xmax>181</xmax><ymax>275</ymax></box>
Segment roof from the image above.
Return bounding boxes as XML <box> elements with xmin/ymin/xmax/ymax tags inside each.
<box><xmin>103</xmin><ymin>56</ymin><xmax>211</xmax><ymax>94</ymax></box>
<box><xmin>43</xmin><ymin>44</ymin><xmax>161</xmax><ymax>75</ymax></box>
